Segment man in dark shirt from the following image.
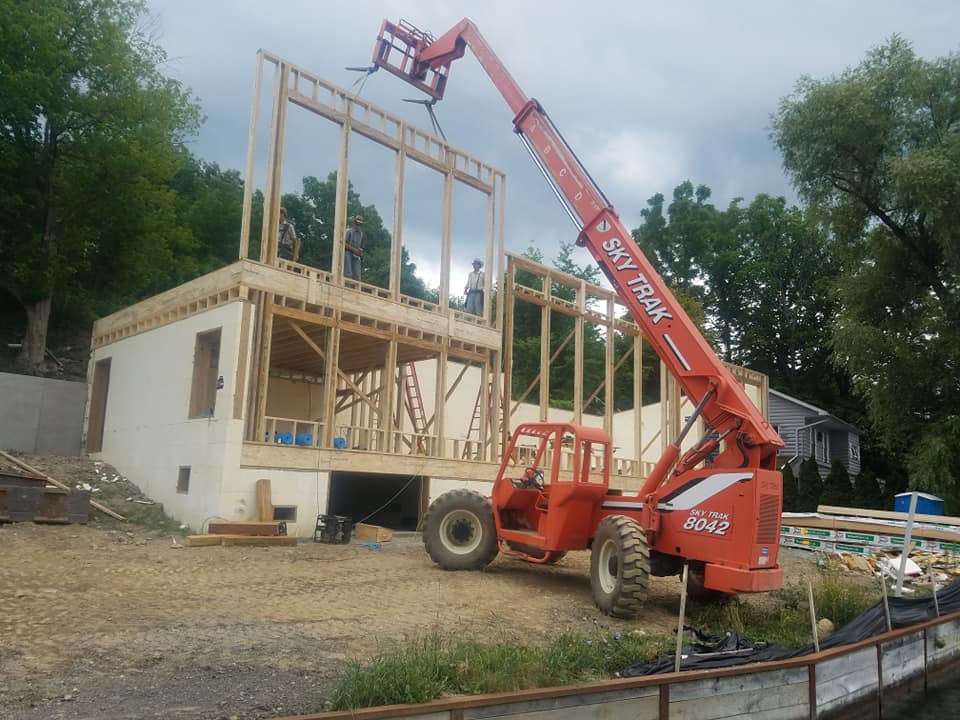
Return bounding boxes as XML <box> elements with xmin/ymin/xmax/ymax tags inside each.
<box><xmin>344</xmin><ymin>215</ymin><xmax>364</xmax><ymax>280</ymax></box>
<box><xmin>278</xmin><ymin>207</ymin><xmax>299</xmax><ymax>262</ymax></box>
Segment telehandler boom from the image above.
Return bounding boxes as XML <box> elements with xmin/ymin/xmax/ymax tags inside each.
<box><xmin>370</xmin><ymin>18</ymin><xmax>784</xmax><ymax>615</ymax></box>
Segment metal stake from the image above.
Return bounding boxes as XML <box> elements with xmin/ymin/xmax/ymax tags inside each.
<box><xmin>895</xmin><ymin>491</ymin><xmax>919</xmax><ymax>597</ymax></box>
<box><xmin>675</xmin><ymin>564</ymin><xmax>689</xmax><ymax>673</ymax></box>
<box><xmin>807</xmin><ymin>579</ymin><xmax>820</xmax><ymax>653</ymax></box>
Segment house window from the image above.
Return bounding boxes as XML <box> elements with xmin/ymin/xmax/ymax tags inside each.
<box><xmin>189</xmin><ymin>328</ymin><xmax>222</xmax><ymax>418</ymax></box>
<box><xmin>815</xmin><ymin>430</ymin><xmax>828</xmax><ymax>462</ymax></box>
<box><xmin>177</xmin><ymin>466</ymin><xmax>191</xmax><ymax>494</ymax></box>
<box><xmin>86</xmin><ymin>358</ymin><xmax>111</xmax><ymax>453</ymax></box>
<box><xmin>273</xmin><ymin>506</ymin><xmax>297</xmax><ymax>522</ymax></box>
<box><xmin>850</xmin><ymin>443</ymin><xmax>861</xmax><ymax>462</ymax></box>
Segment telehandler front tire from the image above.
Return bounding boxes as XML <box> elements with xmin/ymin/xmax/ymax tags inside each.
<box><xmin>423</xmin><ymin>489</ymin><xmax>499</xmax><ymax>570</ymax></box>
<box><xmin>590</xmin><ymin>515</ymin><xmax>650</xmax><ymax>618</ymax></box>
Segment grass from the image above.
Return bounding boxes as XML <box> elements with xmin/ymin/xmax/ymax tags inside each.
<box><xmin>330</xmin><ymin>629</ymin><xmax>668</xmax><ymax>710</ymax></box>
<box><xmin>330</xmin><ymin>572</ymin><xmax>880</xmax><ymax>711</ymax></box>
<box><xmin>687</xmin><ymin>572</ymin><xmax>879</xmax><ymax>648</ymax></box>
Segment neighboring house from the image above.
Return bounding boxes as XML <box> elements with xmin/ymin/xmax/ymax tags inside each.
<box><xmin>769</xmin><ymin>389</ymin><xmax>862</xmax><ymax>479</ymax></box>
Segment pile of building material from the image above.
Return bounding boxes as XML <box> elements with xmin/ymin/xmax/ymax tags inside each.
<box><xmin>0</xmin><ymin>450</ymin><xmax>94</xmax><ymax>524</ymax></box>
<box><xmin>781</xmin><ymin>505</ymin><xmax>960</xmax><ymax>557</ymax></box>
<box><xmin>187</xmin><ymin>520</ymin><xmax>296</xmax><ymax>547</ymax></box>
<box><xmin>783</xmin><ymin>504</ymin><xmax>960</xmax><ymax>590</ymax></box>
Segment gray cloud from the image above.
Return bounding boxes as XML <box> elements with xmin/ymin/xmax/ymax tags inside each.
<box><xmin>147</xmin><ymin>0</ymin><xmax>960</xmax><ymax>283</ymax></box>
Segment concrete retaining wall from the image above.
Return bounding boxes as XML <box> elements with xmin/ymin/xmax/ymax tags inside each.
<box><xmin>0</xmin><ymin>371</ymin><xmax>87</xmax><ymax>456</ymax></box>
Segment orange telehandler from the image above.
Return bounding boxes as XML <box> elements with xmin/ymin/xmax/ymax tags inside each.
<box><xmin>369</xmin><ymin>18</ymin><xmax>785</xmax><ymax>616</ymax></box>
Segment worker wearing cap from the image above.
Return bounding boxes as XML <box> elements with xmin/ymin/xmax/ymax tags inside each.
<box><xmin>344</xmin><ymin>215</ymin><xmax>364</xmax><ymax>281</ymax></box>
<box><xmin>278</xmin><ymin>207</ymin><xmax>299</xmax><ymax>262</ymax></box>
<box><xmin>464</xmin><ymin>258</ymin><xmax>485</xmax><ymax>315</ymax></box>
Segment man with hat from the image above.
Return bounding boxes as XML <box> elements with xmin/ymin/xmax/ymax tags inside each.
<box><xmin>464</xmin><ymin>257</ymin><xmax>485</xmax><ymax>316</ymax></box>
<box><xmin>344</xmin><ymin>214</ymin><xmax>364</xmax><ymax>281</ymax></box>
<box><xmin>277</xmin><ymin>207</ymin><xmax>299</xmax><ymax>262</ymax></box>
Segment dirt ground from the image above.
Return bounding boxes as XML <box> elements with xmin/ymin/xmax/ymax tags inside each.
<box><xmin>0</xmin><ymin>516</ymin><xmax>822</xmax><ymax>720</ymax></box>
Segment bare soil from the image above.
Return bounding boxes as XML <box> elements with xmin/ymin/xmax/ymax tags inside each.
<box><xmin>0</xmin><ymin>455</ymin><xmax>823</xmax><ymax>720</ymax></box>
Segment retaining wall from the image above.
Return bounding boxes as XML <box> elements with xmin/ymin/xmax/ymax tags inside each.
<box><xmin>0</xmin><ymin>372</ymin><xmax>87</xmax><ymax>456</ymax></box>
<box><xmin>276</xmin><ymin>612</ymin><xmax>960</xmax><ymax>720</ymax></box>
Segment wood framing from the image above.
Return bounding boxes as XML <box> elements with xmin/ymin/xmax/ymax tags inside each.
<box><xmin>502</xmin><ymin>252</ymin><xmax>771</xmax><ymax>487</ymax></box>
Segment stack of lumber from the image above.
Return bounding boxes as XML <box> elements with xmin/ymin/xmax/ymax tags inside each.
<box><xmin>187</xmin><ymin>520</ymin><xmax>296</xmax><ymax>547</ymax></box>
<box><xmin>781</xmin><ymin>505</ymin><xmax>960</xmax><ymax>558</ymax></box>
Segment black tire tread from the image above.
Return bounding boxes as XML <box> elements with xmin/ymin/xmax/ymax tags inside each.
<box><xmin>590</xmin><ymin>515</ymin><xmax>650</xmax><ymax>618</ymax></box>
<box><xmin>422</xmin><ymin>489</ymin><xmax>499</xmax><ymax>571</ymax></box>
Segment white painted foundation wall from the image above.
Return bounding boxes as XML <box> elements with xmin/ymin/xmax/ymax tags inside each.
<box><xmin>89</xmin><ymin>302</ymin><xmax>247</xmax><ymax>532</ymax></box>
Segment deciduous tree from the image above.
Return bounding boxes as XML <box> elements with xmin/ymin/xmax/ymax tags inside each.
<box><xmin>773</xmin><ymin>36</ymin><xmax>960</xmax><ymax>498</ymax></box>
<box><xmin>0</xmin><ymin>0</ymin><xmax>201</xmax><ymax>369</ymax></box>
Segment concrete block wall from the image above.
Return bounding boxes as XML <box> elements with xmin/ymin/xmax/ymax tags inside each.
<box><xmin>0</xmin><ymin>372</ymin><xmax>87</xmax><ymax>455</ymax></box>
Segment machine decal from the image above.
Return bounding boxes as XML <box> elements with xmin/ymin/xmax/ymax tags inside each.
<box><xmin>682</xmin><ymin>509</ymin><xmax>731</xmax><ymax>535</ymax></box>
<box><xmin>663</xmin><ymin>333</ymin><xmax>692</xmax><ymax>371</ymax></box>
<box><xmin>658</xmin><ymin>472</ymin><xmax>752</xmax><ymax>511</ymax></box>
<box><xmin>601</xmin><ymin>238</ymin><xmax>673</xmax><ymax>324</ymax></box>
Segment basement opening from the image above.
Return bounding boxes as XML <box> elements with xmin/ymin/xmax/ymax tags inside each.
<box><xmin>327</xmin><ymin>472</ymin><xmax>425</xmax><ymax>531</ymax></box>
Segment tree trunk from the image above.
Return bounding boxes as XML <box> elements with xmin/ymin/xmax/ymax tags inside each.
<box><xmin>18</xmin><ymin>296</ymin><xmax>52</xmax><ymax>370</ymax></box>
<box><xmin>18</xmin><ymin>160</ymin><xmax>59</xmax><ymax>372</ymax></box>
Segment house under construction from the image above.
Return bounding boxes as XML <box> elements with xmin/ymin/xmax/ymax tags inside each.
<box><xmin>82</xmin><ymin>52</ymin><xmax>768</xmax><ymax>536</ymax></box>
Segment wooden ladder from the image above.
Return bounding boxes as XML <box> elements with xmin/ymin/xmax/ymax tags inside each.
<box><xmin>462</xmin><ymin>375</ymin><xmax>497</xmax><ymax>459</ymax></box>
<box><xmin>400</xmin><ymin>363</ymin><xmax>428</xmax><ymax>453</ymax></box>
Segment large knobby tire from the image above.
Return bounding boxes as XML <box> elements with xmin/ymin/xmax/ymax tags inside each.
<box><xmin>590</xmin><ymin>515</ymin><xmax>650</xmax><ymax>618</ymax></box>
<box><xmin>423</xmin><ymin>490</ymin><xmax>499</xmax><ymax>570</ymax></box>
<box><xmin>506</xmin><ymin>541</ymin><xmax>567</xmax><ymax>565</ymax></box>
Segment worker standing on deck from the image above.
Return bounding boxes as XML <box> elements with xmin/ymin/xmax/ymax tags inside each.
<box><xmin>464</xmin><ymin>258</ymin><xmax>484</xmax><ymax>315</ymax></box>
<box><xmin>278</xmin><ymin>207</ymin><xmax>299</xmax><ymax>262</ymax></box>
<box><xmin>344</xmin><ymin>215</ymin><xmax>364</xmax><ymax>281</ymax></box>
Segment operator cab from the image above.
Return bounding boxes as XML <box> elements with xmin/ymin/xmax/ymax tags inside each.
<box><xmin>492</xmin><ymin>423</ymin><xmax>611</xmax><ymax>559</ymax></box>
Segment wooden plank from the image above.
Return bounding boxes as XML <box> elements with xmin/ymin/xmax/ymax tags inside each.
<box><xmin>881</xmin><ymin>631</ymin><xmax>926</xmax><ymax>686</ymax></box>
<box><xmin>781</xmin><ymin>514</ymin><xmax>960</xmax><ymax>543</ymax></box>
<box><xmin>354</xmin><ymin>523</ymin><xmax>394</xmax><ymax>543</ymax></box>
<box><xmin>233</xmin><ymin>299</ymin><xmax>253</xmax><ymax>420</ymax></box>
<box><xmin>390</xmin><ymin>146</ymin><xmax>405</xmax><ymax>300</ymax></box>
<box><xmin>220</xmin><ymin>534</ymin><xmax>297</xmax><ymax>547</ymax></box>
<box><xmin>256</xmin><ymin>478</ymin><xmax>273</xmax><ymax>522</ymax></box>
<box><xmin>464</xmin><ymin>685</ymin><xmax>659</xmax><ymax>720</ymax></box>
<box><xmin>239</xmin><ymin>50</ymin><xmax>264</xmax><ymax>259</ymax></box>
<box><xmin>0</xmin><ymin>450</ymin><xmax>124</xmax><ymax>520</ymax></box>
<box><xmin>539</xmin><ymin>289</ymin><xmax>551</xmax><ymax>422</ymax></box>
<box><xmin>818</xmin><ymin>504</ymin><xmax>960</xmax><ymax>527</ymax></box>
<box><xmin>815</xmin><ymin>647</ymin><xmax>879</xmax><ymax>711</ymax></box>
<box><xmin>207</xmin><ymin>521</ymin><xmax>280</xmax><ymax>536</ymax></box>
<box><xmin>187</xmin><ymin>535</ymin><xmax>225</xmax><ymax>546</ymax></box>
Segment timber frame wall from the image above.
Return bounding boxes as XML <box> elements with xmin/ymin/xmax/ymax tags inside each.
<box><xmin>233</xmin><ymin>51</ymin><xmax>508</xmax><ymax>470</ymax></box>
<box><xmin>503</xmin><ymin>252</ymin><xmax>769</xmax><ymax>487</ymax></box>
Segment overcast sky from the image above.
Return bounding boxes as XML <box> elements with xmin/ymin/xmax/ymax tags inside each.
<box><xmin>145</xmin><ymin>1</ymin><xmax>960</xmax><ymax>287</ymax></box>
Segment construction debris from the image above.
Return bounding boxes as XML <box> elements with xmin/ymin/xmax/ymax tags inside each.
<box><xmin>353</xmin><ymin>522</ymin><xmax>393</xmax><ymax>543</ymax></box>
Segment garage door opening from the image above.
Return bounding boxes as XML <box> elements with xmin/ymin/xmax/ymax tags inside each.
<box><xmin>327</xmin><ymin>472</ymin><xmax>426</xmax><ymax>531</ymax></box>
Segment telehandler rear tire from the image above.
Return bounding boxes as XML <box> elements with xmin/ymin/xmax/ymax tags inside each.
<box><xmin>590</xmin><ymin>515</ymin><xmax>649</xmax><ymax>618</ymax></box>
<box><xmin>423</xmin><ymin>489</ymin><xmax>499</xmax><ymax>570</ymax></box>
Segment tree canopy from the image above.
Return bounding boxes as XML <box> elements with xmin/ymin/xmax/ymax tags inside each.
<box><xmin>773</xmin><ymin>36</ymin><xmax>960</xmax><ymax>501</ymax></box>
<box><xmin>0</xmin><ymin>0</ymin><xmax>202</xmax><ymax>368</ymax></box>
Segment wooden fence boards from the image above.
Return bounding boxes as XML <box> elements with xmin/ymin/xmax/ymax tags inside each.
<box><xmin>463</xmin><ymin>686</ymin><xmax>659</xmax><ymax>720</ymax></box>
<box><xmin>815</xmin><ymin>647</ymin><xmax>879</xmax><ymax>715</ymax></box>
<box><xmin>668</xmin><ymin>668</ymin><xmax>808</xmax><ymax>720</ymax></box>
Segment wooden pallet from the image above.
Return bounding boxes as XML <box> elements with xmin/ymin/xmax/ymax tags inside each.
<box><xmin>207</xmin><ymin>521</ymin><xmax>281</xmax><ymax>536</ymax></box>
<box><xmin>186</xmin><ymin>534</ymin><xmax>297</xmax><ymax>547</ymax></box>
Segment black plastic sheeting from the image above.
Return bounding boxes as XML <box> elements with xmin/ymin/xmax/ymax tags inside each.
<box><xmin>622</xmin><ymin>576</ymin><xmax>960</xmax><ymax>677</ymax></box>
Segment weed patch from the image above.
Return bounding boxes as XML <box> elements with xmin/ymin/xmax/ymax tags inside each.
<box><xmin>330</xmin><ymin>630</ymin><xmax>668</xmax><ymax>710</ymax></box>
<box><xmin>687</xmin><ymin>572</ymin><xmax>878</xmax><ymax>648</ymax></box>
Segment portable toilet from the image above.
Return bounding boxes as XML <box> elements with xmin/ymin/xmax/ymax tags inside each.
<box><xmin>894</xmin><ymin>492</ymin><xmax>944</xmax><ymax>516</ymax></box>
